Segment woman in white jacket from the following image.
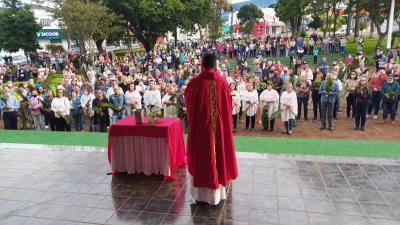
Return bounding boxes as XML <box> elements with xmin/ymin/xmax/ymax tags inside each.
<box><xmin>259</xmin><ymin>81</ymin><xmax>280</xmax><ymax>131</ymax></box>
<box><xmin>230</xmin><ymin>82</ymin><xmax>240</xmax><ymax>132</ymax></box>
<box><xmin>280</xmin><ymin>83</ymin><xmax>298</xmax><ymax>135</ymax></box>
<box><xmin>242</xmin><ymin>82</ymin><xmax>258</xmax><ymax>131</ymax></box>
<box><xmin>51</xmin><ymin>89</ymin><xmax>71</xmax><ymax>131</ymax></box>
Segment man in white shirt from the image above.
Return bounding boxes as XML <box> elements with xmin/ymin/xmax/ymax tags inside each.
<box><xmin>143</xmin><ymin>80</ymin><xmax>162</xmax><ymax>115</ymax></box>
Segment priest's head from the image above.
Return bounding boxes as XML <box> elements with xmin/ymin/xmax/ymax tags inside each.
<box><xmin>202</xmin><ymin>53</ymin><xmax>217</xmax><ymax>70</ymax></box>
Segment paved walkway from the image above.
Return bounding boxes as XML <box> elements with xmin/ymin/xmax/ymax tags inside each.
<box><xmin>0</xmin><ymin>144</ymin><xmax>399</xmax><ymax>225</ymax></box>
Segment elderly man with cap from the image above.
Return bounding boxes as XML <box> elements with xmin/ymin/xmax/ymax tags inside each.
<box><xmin>0</xmin><ymin>86</ymin><xmax>20</xmax><ymax>130</ymax></box>
<box><xmin>381</xmin><ymin>73</ymin><xmax>399</xmax><ymax>124</ymax></box>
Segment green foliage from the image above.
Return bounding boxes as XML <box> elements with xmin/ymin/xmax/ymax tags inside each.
<box><xmin>56</xmin><ymin>0</ymin><xmax>122</xmax><ymax>54</ymax></box>
<box><xmin>106</xmin><ymin>0</ymin><xmax>185</xmax><ymax>52</ymax></box>
<box><xmin>308</xmin><ymin>15</ymin><xmax>323</xmax><ymax>30</ymax></box>
<box><xmin>147</xmin><ymin>111</ymin><xmax>163</xmax><ymax>126</ymax></box>
<box><xmin>0</xmin><ymin>1</ymin><xmax>41</xmax><ymax>54</ymax></box>
<box><xmin>209</xmin><ymin>32</ymin><xmax>223</xmax><ymax>40</ymax></box>
<box><xmin>273</xmin><ymin>0</ymin><xmax>310</xmax><ymax>36</ymax></box>
<box><xmin>45</xmin><ymin>44</ymin><xmax>65</xmax><ymax>53</ymax></box>
<box><xmin>237</xmin><ymin>3</ymin><xmax>263</xmax><ymax>24</ymax></box>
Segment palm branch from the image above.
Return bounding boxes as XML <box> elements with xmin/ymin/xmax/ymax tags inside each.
<box><xmin>147</xmin><ymin>111</ymin><xmax>163</xmax><ymax>126</ymax></box>
<box><xmin>42</xmin><ymin>72</ymin><xmax>56</xmax><ymax>90</ymax></box>
<box><xmin>177</xmin><ymin>106</ymin><xmax>186</xmax><ymax>119</ymax></box>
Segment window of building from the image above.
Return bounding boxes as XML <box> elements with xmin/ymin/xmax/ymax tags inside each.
<box><xmin>40</xmin><ymin>18</ymin><xmax>52</xmax><ymax>27</ymax></box>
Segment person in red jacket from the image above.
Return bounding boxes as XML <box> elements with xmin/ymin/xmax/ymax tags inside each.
<box><xmin>368</xmin><ymin>70</ymin><xmax>387</xmax><ymax>119</ymax></box>
<box><xmin>185</xmin><ymin>53</ymin><xmax>238</xmax><ymax>205</ymax></box>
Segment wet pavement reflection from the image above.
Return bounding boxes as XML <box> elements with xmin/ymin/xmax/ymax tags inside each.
<box><xmin>0</xmin><ymin>145</ymin><xmax>399</xmax><ymax>225</ymax></box>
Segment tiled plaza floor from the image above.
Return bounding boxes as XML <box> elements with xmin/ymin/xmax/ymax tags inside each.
<box><xmin>0</xmin><ymin>144</ymin><xmax>399</xmax><ymax>225</ymax></box>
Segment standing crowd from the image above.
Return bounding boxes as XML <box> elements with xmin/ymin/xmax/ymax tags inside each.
<box><xmin>0</xmin><ymin>36</ymin><xmax>399</xmax><ymax>135</ymax></box>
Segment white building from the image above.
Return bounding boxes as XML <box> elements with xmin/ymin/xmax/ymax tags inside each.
<box><xmin>31</xmin><ymin>4</ymin><xmax>70</xmax><ymax>50</ymax></box>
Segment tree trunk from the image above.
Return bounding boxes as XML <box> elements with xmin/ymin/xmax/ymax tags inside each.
<box><xmin>354</xmin><ymin>9</ymin><xmax>360</xmax><ymax>39</ymax></box>
<box><xmin>95</xmin><ymin>39</ymin><xmax>104</xmax><ymax>52</ymax></box>
<box><xmin>346</xmin><ymin>0</ymin><xmax>353</xmax><ymax>36</ymax></box>
<box><xmin>370</xmin><ymin>20</ymin><xmax>375</xmax><ymax>38</ymax></box>
<box><xmin>174</xmin><ymin>27</ymin><xmax>178</xmax><ymax>47</ymax></box>
<box><xmin>79</xmin><ymin>38</ymin><xmax>86</xmax><ymax>55</ymax></box>
<box><xmin>372</xmin><ymin>17</ymin><xmax>386</xmax><ymax>49</ymax></box>
<box><xmin>127</xmin><ymin>36</ymin><xmax>132</xmax><ymax>56</ymax></box>
<box><xmin>333</xmin><ymin>6</ymin><xmax>340</xmax><ymax>36</ymax></box>
<box><xmin>67</xmin><ymin>33</ymin><xmax>71</xmax><ymax>50</ymax></box>
<box><xmin>198</xmin><ymin>26</ymin><xmax>203</xmax><ymax>40</ymax></box>
<box><xmin>323</xmin><ymin>10</ymin><xmax>329</xmax><ymax>37</ymax></box>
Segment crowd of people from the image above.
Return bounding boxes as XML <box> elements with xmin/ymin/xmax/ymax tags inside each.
<box><xmin>0</xmin><ymin>35</ymin><xmax>399</xmax><ymax>135</ymax></box>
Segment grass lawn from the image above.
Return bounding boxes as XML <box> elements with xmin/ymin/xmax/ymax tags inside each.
<box><xmin>1</xmin><ymin>130</ymin><xmax>399</xmax><ymax>159</ymax></box>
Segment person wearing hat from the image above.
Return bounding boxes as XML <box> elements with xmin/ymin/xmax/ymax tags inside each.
<box><xmin>353</xmin><ymin>77</ymin><xmax>371</xmax><ymax>131</ymax></box>
<box><xmin>381</xmin><ymin>73</ymin><xmax>399</xmax><ymax>124</ymax></box>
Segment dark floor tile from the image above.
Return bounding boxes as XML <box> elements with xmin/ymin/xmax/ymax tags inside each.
<box><xmin>369</xmin><ymin>218</ymin><xmax>400</xmax><ymax>225</ymax></box>
<box><xmin>144</xmin><ymin>199</ymin><xmax>173</xmax><ymax>213</ymax></box>
<box><xmin>0</xmin><ymin>200</ymin><xmax>25</xmax><ymax>214</ymax></box>
<box><xmin>278</xmin><ymin>197</ymin><xmax>305</xmax><ymax>212</ymax></box>
<box><xmin>304</xmin><ymin>198</ymin><xmax>336</xmax><ymax>214</ymax></box>
<box><xmin>35</xmin><ymin>204</ymin><xmax>70</xmax><ymax>219</ymax></box>
<box><xmin>194</xmin><ymin>204</ymin><xmax>224</xmax><ymax>218</ymax></box>
<box><xmin>106</xmin><ymin>210</ymin><xmax>140</xmax><ymax>225</ymax></box>
<box><xmin>56</xmin><ymin>206</ymin><xmax>91</xmax><ymax>222</ymax></box>
<box><xmin>222</xmin><ymin>205</ymin><xmax>250</xmax><ymax>221</ymax></box>
<box><xmin>98</xmin><ymin>196</ymin><xmax>128</xmax><ymax>209</ymax></box>
<box><xmin>334</xmin><ymin>202</ymin><xmax>364</xmax><ymax>216</ymax></box>
<box><xmin>120</xmin><ymin>197</ymin><xmax>151</xmax><ymax>211</ymax></box>
<box><xmin>154</xmin><ymin>188</ymin><xmax>181</xmax><ymax>200</ymax></box>
<box><xmin>249</xmin><ymin>195</ymin><xmax>276</xmax><ymax>209</ymax></box>
<box><xmin>112</xmin><ymin>185</ymin><xmax>138</xmax><ymax>197</ymax></box>
<box><xmin>81</xmin><ymin>208</ymin><xmax>115</xmax><ymax>224</ymax></box>
<box><xmin>226</xmin><ymin>193</ymin><xmax>251</xmax><ymax>207</ymax></box>
<box><xmin>279</xmin><ymin>210</ymin><xmax>308</xmax><ymax>225</ymax></box>
<box><xmin>12</xmin><ymin>202</ymin><xmax>45</xmax><ymax>217</ymax></box>
<box><xmin>328</xmin><ymin>189</ymin><xmax>358</xmax><ymax>203</ymax></box>
<box><xmin>308</xmin><ymin>213</ymin><xmax>340</xmax><ymax>225</ymax></box>
<box><xmin>133</xmin><ymin>212</ymin><xmax>165</xmax><ymax>225</ymax></box>
<box><xmin>162</xmin><ymin>215</ymin><xmax>193</xmax><ymax>225</ymax></box>
<box><xmin>220</xmin><ymin>219</ymin><xmax>249</xmax><ymax>225</ymax></box>
<box><xmin>360</xmin><ymin>204</ymin><xmax>398</xmax><ymax>219</ymax></box>
<box><xmin>21</xmin><ymin>217</ymin><xmax>54</xmax><ymax>225</ymax></box>
<box><xmin>0</xmin><ymin>215</ymin><xmax>28</xmax><ymax>225</ymax></box>
<box><xmin>191</xmin><ymin>216</ymin><xmax>220</xmax><ymax>225</ymax></box>
<box><xmin>168</xmin><ymin>200</ymin><xmax>197</xmax><ymax>216</ymax></box>
<box><xmin>248</xmin><ymin>208</ymin><xmax>278</xmax><ymax>224</ymax></box>
<box><xmin>337</xmin><ymin>215</ymin><xmax>370</xmax><ymax>225</ymax></box>
<box><xmin>354</xmin><ymin>191</ymin><xmax>387</xmax><ymax>204</ymax></box>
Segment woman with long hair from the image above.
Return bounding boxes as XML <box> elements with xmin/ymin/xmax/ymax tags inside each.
<box><xmin>343</xmin><ymin>71</ymin><xmax>359</xmax><ymax>119</ymax></box>
<box><xmin>51</xmin><ymin>89</ymin><xmax>71</xmax><ymax>132</ymax></box>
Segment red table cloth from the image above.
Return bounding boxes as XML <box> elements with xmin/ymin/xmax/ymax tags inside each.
<box><xmin>108</xmin><ymin>116</ymin><xmax>186</xmax><ymax>179</ymax></box>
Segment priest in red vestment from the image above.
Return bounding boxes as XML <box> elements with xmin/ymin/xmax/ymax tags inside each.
<box><xmin>185</xmin><ymin>53</ymin><xmax>238</xmax><ymax>205</ymax></box>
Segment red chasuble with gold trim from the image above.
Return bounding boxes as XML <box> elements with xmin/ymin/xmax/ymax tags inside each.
<box><xmin>185</xmin><ymin>69</ymin><xmax>238</xmax><ymax>189</ymax></box>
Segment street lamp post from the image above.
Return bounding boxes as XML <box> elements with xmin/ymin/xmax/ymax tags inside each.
<box><xmin>386</xmin><ymin>0</ymin><xmax>395</xmax><ymax>53</ymax></box>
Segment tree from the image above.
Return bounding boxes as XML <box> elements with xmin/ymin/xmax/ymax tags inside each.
<box><xmin>209</xmin><ymin>0</ymin><xmax>230</xmax><ymax>35</ymax></box>
<box><xmin>237</xmin><ymin>3</ymin><xmax>263</xmax><ymax>34</ymax></box>
<box><xmin>56</xmin><ymin>0</ymin><xmax>122</xmax><ymax>54</ymax></box>
<box><xmin>308</xmin><ymin>15</ymin><xmax>323</xmax><ymax>30</ymax></box>
<box><xmin>273</xmin><ymin>0</ymin><xmax>311</xmax><ymax>37</ymax></box>
<box><xmin>0</xmin><ymin>0</ymin><xmax>41</xmax><ymax>59</ymax></box>
<box><xmin>106</xmin><ymin>0</ymin><xmax>185</xmax><ymax>53</ymax></box>
<box><xmin>361</xmin><ymin>0</ymin><xmax>400</xmax><ymax>48</ymax></box>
